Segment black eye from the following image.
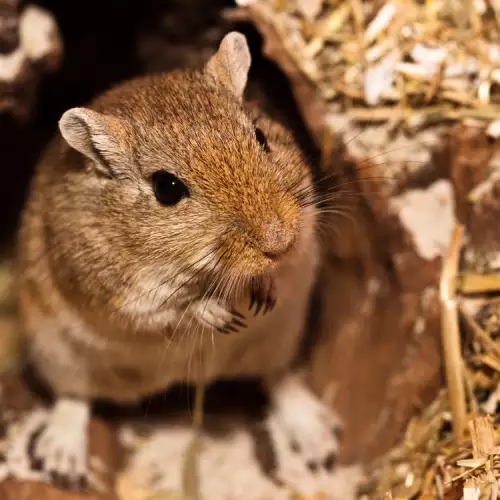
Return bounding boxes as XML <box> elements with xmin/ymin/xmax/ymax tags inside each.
<box><xmin>152</xmin><ymin>171</ymin><xmax>189</xmax><ymax>206</ymax></box>
<box><xmin>255</xmin><ymin>127</ymin><xmax>270</xmax><ymax>153</ymax></box>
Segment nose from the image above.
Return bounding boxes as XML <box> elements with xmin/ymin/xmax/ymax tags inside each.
<box><xmin>257</xmin><ymin>219</ymin><xmax>296</xmax><ymax>260</ymax></box>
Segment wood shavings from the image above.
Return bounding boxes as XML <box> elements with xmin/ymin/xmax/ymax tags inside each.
<box><xmin>364</xmin><ymin>49</ymin><xmax>399</xmax><ymax>105</ymax></box>
<box><xmin>238</xmin><ymin>0</ymin><xmax>500</xmax><ymax>136</ymax></box>
<box><xmin>389</xmin><ymin>180</ymin><xmax>456</xmax><ymax>261</ymax></box>
<box><xmin>456</xmin><ymin>458</ymin><xmax>487</xmax><ymax>468</ymax></box>
<box><xmin>364</xmin><ymin>2</ymin><xmax>398</xmax><ymax>46</ymax></box>
<box><xmin>411</xmin><ymin>44</ymin><xmax>447</xmax><ymax>66</ymax></box>
<box><xmin>459</xmin><ymin>273</ymin><xmax>500</xmax><ymax>294</ymax></box>
<box><xmin>296</xmin><ymin>0</ymin><xmax>323</xmax><ymax>22</ymax></box>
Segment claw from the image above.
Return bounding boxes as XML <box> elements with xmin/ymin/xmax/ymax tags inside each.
<box><xmin>231</xmin><ymin>309</ymin><xmax>245</xmax><ymax>319</ymax></box>
<box><xmin>323</xmin><ymin>452</ymin><xmax>336</xmax><ymax>471</ymax></box>
<box><xmin>232</xmin><ymin>318</ymin><xmax>247</xmax><ymax>328</ymax></box>
<box><xmin>249</xmin><ymin>276</ymin><xmax>277</xmax><ymax>316</ymax></box>
<box><xmin>217</xmin><ymin>309</ymin><xmax>248</xmax><ymax>334</ymax></box>
<box><xmin>263</xmin><ymin>299</ymin><xmax>273</xmax><ymax>315</ymax></box>
<box><xmin>249</xmin><ymin>292</ymin><xmax>256</xmax><ymax>311</ymax></box>
<box><xmin>254</xmin><ymin>299</ymin><xmax>263</xmax><ymax>316</ymax></box>
<box><xmin>268</xmin><ymin>296</ymin><xmax>277</xmax><ymax>313</ymax></box>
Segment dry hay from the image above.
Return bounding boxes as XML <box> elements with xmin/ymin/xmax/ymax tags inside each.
<box><xmin>358</xmin><ymin>224</ymin><xmax>500</xmax><ymax>500</ymax></box>
<box><xmin>236</xmin><ymin>0</ymin><xmax>500</xmax><ymax>138</ymax></box>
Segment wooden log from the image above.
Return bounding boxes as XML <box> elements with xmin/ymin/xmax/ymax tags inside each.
<box><xmin>231</xmin><ymin>1</ymin><xmax>499</xmax><ymax>465</ymax></box>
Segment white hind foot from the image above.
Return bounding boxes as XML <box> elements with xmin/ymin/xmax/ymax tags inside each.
<box><xmin>31</xmin><ymin>398</ymin><xmax>90</xmax><ymax>490</ymax></box>
<box><xmin>266</xmin><ymin>374</ymin><xmax>342</xmax><ymax>475</ymax></box>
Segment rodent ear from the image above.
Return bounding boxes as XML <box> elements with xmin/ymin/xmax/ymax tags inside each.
<box><xmin>205</xmin><ymin>31</ymin><xmax>251</xmax><ymax>100</ymax></box>
<box><xmin>59</xmin><ymin>107</ymin><xmax>128</xmax><ymax>177</ymax></box>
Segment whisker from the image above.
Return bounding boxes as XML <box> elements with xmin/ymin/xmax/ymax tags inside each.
<box><xmin>153</xmin><ymin>291</ymin><xmax>199</xmax><ymax>389</ymax></box>
<box><xmin>295</xmin><ymin>180</ymin><xmax>394</xmax><ymax>209</ymax></box>
<box><xmin>343</xmin><ymin>128</ymin><xmax>364</xmax><ymax>147</ymax></box>
<box><xmin>355</xmin><ymin>144</ymin><xmax>422</xmax><ymax>166</ymax></box>
<box><xmin>293</xmin><ymin>171</ymin><xmax>396</xmax><ymax>201</ymax></box>
<box><xmin>156</xmin><ymin>241</ymin><xmax>233</xmax><ymax>311</ymax></box>
<box><xmin>199</xmin><ymin>244</ymin><xmax>237</xmax><ymax>318</ymax></box>
<box><xmin>112</xmin><ymin>244</ymin><xmax>223</xmax><ymax>313</ymax></box>
<box><xmin>165</xmin><ymin>242</ymin><xmax>234</xmax><ymax>391</ymax></box>
<box><xmin>159</xmin><ymin>248</ymin><xmax>230</xmax><ymax>385</ymax></box>
<box><xmin>311</xmin><ymin>157</ymin><xmax>426</xmax><ymax>188</ymax></box>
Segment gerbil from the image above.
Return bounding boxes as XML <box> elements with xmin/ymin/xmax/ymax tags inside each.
<box><xmin>15</xmin><ymin>32</ymin><xmax>340</xmax><ymax>489</ymax></box>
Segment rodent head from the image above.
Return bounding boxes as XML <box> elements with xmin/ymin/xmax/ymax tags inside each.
<box><xmin>58</xmin><ymin>32</ymin><xmax>316</xmax><ymax>307</ymax></box>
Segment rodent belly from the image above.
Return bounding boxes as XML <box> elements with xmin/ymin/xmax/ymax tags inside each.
<box><xmin>203</xmin><ymin>295</ymin><xmax>308</xmax><ymax>380</ymax></box>
<box><xmin>31</xmin><ymin>306</ymin><xmax>305</xmax><ymax>403</ymax></box>
<box><xmin>88</xmin><ymin>340</ymin><xmax>208</xmax><ymax>403</ymax></box>
<box><xmin>99</xmin><ymin>296</ymin><xmax>307</xmax><ymax>400</ymax></box>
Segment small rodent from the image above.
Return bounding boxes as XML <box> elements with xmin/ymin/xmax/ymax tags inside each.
<box><xmin>15</xmin><ymin>32</ymin><xmax>340</xmax><ymax>489</ymax></box>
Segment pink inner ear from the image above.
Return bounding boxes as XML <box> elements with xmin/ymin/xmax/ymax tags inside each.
<box><xmin>206</xmin><ymin>32</ymin><xmax>251</xmax><ymax>100</ymax></box>
<box><xmin>59</xmin><ymin>108</ymin><xmax>129</xmax><ymax>177</ymax></box>
<box><xmin>59</xmin><ymin>108</ymin><xmax>99</xmax><ymax>158</ymax></box>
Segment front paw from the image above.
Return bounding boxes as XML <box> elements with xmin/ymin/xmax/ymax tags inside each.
<box><xmin>249</xmin><ymin>276</ymin><xmax>277</xmax><ymax>316</ymax></box>
<box><xmin>192</xmin><ymin>299</ymin><xmax>247</xmax><ymax>334</ymax></box>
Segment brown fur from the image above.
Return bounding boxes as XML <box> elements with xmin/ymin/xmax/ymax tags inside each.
<box><xmin>15</xmin><ymin>33</ymin><xmax>319</xmax><ymax>404</ymax></box>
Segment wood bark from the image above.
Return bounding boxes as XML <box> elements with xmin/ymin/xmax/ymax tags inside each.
<box><xmin>235</xmin><ymin>2</ymin><xmax>500</xmax><ymax>464</ymax></box>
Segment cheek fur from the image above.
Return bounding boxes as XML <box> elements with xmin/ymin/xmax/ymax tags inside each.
<box><xmin>190</xmin><ymin>240</ymin><xmax>220</xmax><ymax>273</ymax></box>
